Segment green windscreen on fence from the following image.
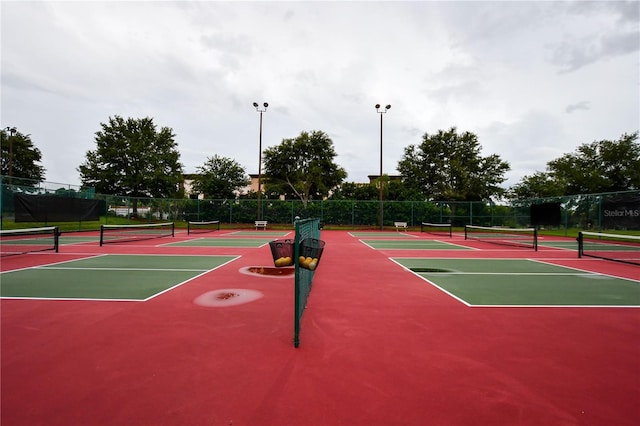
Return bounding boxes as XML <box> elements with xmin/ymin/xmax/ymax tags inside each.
<box><xmin>294</xmin><ymin>218</ymin><xmax>321</xmax><ymax>348</ymax></box>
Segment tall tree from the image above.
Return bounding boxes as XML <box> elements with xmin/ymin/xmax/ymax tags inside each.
<box><xmin>547</xmin><ymin>132</ymin><xmax>640</xmax><ymax>194</ymax></box>
<box><xmin>397</xmin><ymin>127</ymin><xmax>510</xmax><ymax>201</ymax></box>
<box><xmin>330</xmin><ymin>182</ymin><xmax>379</xmax><ymax>200</ymax></box>
<box><xmin>508</xmin><ymin>171</ymin><xmax>565</xmax><ymax>199</ymax></box>
<box><xmin>1</xmin><ymin>127</ymin><xmax>45</xmax><ymax>184</ymax></box>
<box><xmin>78</xmin><ymin>116</ymin><xmax>184</xmax><ymax>201</ymax></box>
<box><xmin>262</xmin><ymin>130</ymin><xmax>347</xmax><ymax>207</ymax></box>
<box><xmin>510</xmin><ymin>132</ymin><xmax>640</xmax><ymax>198</ymax></box>
<box><xmin>191</xmin><ymin>155</ymin><xmax>250</xmax><ymax>199</ymax></box>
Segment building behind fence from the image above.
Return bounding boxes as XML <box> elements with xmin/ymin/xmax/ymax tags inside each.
<box><xmin>1</xmin><ymin>175</ymin><xmax>638</xmax><ymax>232</ymax></box>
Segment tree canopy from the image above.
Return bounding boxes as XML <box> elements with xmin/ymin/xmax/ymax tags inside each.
<box><xmin>262</xmin><ymin>130</ymin><xmax>347</xmax><ymax>207</ymax></box>
<box><xmin>191</xmin><ymin>155</ymin><xmax>250</xmax><ymax>199</ymax></box>
<box><xmin>1</xmin><ymin>127</ymin><xmax>45</xmax><ymax>184</ymax></box>
<box><xmin>397</xmin><ymin>127</ymin><xmax>510</xmax><ymax>201</ymax></box>
<box><xmin>78</xmin><ymin>116</ymin><xmax>184</xmax><ymax>198</ymax></box>
<box><xmin>509</xmin><ymin>132</ymin><xmax>640</xmax><ymax>198</ymax></box>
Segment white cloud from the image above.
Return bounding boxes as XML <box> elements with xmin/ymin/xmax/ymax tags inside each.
<box><xmin>1</xmin><ymin>0</ymin><xmax>638</xmax><ymax>188</ymax></box>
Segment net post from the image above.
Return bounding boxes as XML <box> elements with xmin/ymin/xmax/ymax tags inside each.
<box><xmin>464</xmin><ymin>225</ymin><xmax>469</xmax><ymax>240</ymax></box>
<box><xmin>171</xmin><ymin>222</ymin><xmax>175</xmax><ymax>237</ymax></box>
<box><xmin>533</xmin><ymin>228</ymin><xmax>538</xmax><ymax>251</ymax></box>
<box><xmin>577</xmin><ymin>232</ymin><xmax>583</xmax><ymax>258</ymax></box>
<box><xmin>54</xmin><ymin>227</ymin><xmax>60</xmax><ymax>253</ymax></box>
<box><xmin>99</xmin><ymin>224</ymin><xmax>105</xmax><ymax>246</ymax></box>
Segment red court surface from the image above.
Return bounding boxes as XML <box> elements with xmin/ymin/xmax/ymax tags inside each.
<box><xmin>1</xmin><ymin>230</ymin><xmax>639</xmax><ymax>425</ymax></box>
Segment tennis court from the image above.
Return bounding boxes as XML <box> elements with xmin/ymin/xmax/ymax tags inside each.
<box><xmin>1</xmin><ymin>226</ymin><xmax>639</xmax><ymax>425</ymax></box>
<box><xmin>167</xmin><ymin>238</ymin><xmax>275</xmax><ymax>248</ymax></box>
<box><xmin>393</xmin><ymin>258</ymin><xmax>639</xmax><ymax>306</ymax></box>
<box><xmin>0</xmin><ymin>254</ymin><xmax>238</xmax><ymax>300</ymax></box>
<box><xmin>361</xmin><ymin>239</ymin><xmax>470</xmax><ymax>250</ymax></box>
<box><xmin>350</xmin><ymin>231</ymin><xmax>417</xmax><ymax>238</ymax></box>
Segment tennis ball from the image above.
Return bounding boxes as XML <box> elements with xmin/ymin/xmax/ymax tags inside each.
<box><xmin>308</xmin><ymin>260</ymin><xmax>317</xmax><ymax>271</ymax></box>
<box><xmin>274</xmin><ymin>257</ymin><xmax>285</xmax><ymax>267</ymax></box>
<box><xmin>299</xmin><ymin>256</ymin><xmax>306</xmax><ymax>265</ymax></box>
<box><xmin>283</xmin><ymin>256</ymin><xmax>292</xmax><ymax>266</ymax></box>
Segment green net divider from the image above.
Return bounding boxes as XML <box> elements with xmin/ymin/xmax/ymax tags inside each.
<box><xmin>294</xmin><ymin>218</ymin><xmax>322</xmax><ymax>348</ymax></box>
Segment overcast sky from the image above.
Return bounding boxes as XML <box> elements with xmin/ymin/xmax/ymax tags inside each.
<box><xmin>2</xmin><ymin>0</ymin><xmax>639</xmax><ymax>189</ymax></box>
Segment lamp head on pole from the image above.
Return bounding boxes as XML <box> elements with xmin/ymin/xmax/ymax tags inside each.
<box><xmin>375</xmin><ymin>104</ymin><xmax>391</xmax><ymax>114</ymax></box>
<box><xmin>253</xmin><ymin>102</ymin><xmax>269</xmax><ymax>113</ymax></box>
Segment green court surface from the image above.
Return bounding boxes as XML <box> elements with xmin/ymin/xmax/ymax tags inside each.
<box><xmin>167</xmin><ymin>238</ymin><xmax>274</xmax><ymax>247</ymax></box>
<box><xmin>350</xmin><ymin>232</ymin><xmax>415</xmax><ymax>238</ymax></box>
<box><xmin>0</xmin><ymin>254</ymin><xmax>238</xmax><ymax>300</ymax></box>
<box><xmin>538</xmin><ymin>240</ymin><xmax>578</xmax><ymax>250</ymax></box>
<box><xmin>227</xmin><ymin>231</ymin><xmax>292</xmax><ymax>237</ymax></box>
<box><xmin>363</xmin><ymin>239</ymin><xmax>470</xmax><ymax>250</ymax></box>
<box><xmin>60</xmin><ymin>236</ymin><xmax>99</xmax><ymax>244</ymax></box>
<box><xmin>393</xmin><ymin>258</ymin><xmax>640</xmax><ymax>307</ymax></box>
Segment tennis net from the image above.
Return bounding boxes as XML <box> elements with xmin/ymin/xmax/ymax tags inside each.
<box><xmin>421</xmin><ymin>222</ymin><xmax>452</xmax><ymax>237</ymax></box>
<box><xmin>465</xmin><ymin>225</ymin><xmax>538</xmax><ymax>251</ymax></box>
<box><xmin>294</xmin><ymin>218</ymin><xmax>322</xmax><ymax>348</ymax></box>
<box><xmin>100</xmin><ymin>222</ymin><xmax>175</xmax><ymax>246</ymax></box>
<box><xmin>0</xmin><ymin>226</ymin><xmax>60</xmax><ymax>256</ymax></box>
<box><xmin>187</xmin><ymin>220</ymin><xmax>220</xmax><ymax>235</ymax></box>
<box><xmin>578</xmin><ymin>231</ymin><xmax>640</xmax><ymax>266</ymax></box>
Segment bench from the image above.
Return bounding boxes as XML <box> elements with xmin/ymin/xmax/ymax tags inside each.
<box><xmin>255</xmin><ymin>220</ymin><xmax>268</xmax><ymax>230</ymax></box>
<box><xmin>394</xmin><ymin>221</ymin><xmax>408</xmax><ymax>231</ymax></box>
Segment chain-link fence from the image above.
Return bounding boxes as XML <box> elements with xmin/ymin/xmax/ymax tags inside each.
<box><xmin>1</xmin><ymin>175</ymin><xmax>638</xmax><ymax>232</ymax></box>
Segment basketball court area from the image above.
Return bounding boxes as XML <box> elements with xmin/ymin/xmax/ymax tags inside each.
<box><xmin>1</xmin><ymin>227</ymin><xmax>639</xmax><ymax>425</ymax></box>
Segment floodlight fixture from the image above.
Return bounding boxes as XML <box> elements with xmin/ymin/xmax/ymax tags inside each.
<box><xmin>254</xmin><ymin>101</ymin><xmax>268</xmax><ymax>113</ymax></box>
<box><xmin>375</xmin><ymin>104</ymin><xmax>391</xmax><ymax>113</ymax></box>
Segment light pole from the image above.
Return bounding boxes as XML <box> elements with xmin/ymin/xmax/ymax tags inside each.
<box><xmin>375</xmin><ymin>104</ymin><xmax>390</xmax><ymax>230</ymax></box>
<box><xmin>4</xmin><ymin>127</ymin><xmax>17</xmax><ymax>184</ymax></box>
<box><xmin>253</xmin><ymin>102</ymin><xmax>268</xmax><ymax>220</ymax></box>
